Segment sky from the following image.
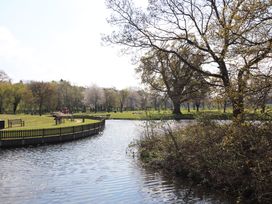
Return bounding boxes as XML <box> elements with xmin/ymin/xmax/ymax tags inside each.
<box><xmin>0</xmin><ymin>0</ymin><xmax>142</xmax><ymax>89</ymax></box>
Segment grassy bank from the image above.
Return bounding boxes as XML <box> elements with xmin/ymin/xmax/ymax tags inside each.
<box><xmin>0</xmin><ymin>114</ymin><xmax>98</xmax><ymax>130</ymax></box>
<box><xmin>136</xmin><ymin>118</ymin><xmax>272</xmax><ymax>203</ymax></box>
<box><xmin>83</xmin><ymin>109</ymin><xmax>271</xmax><ymax>121</ymax></box>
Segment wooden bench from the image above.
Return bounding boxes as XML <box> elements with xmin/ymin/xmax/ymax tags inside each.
<box><xmin>8</xmin><ymin>119</ymin><xmax>25</xmax><ymax>128</ymax></box>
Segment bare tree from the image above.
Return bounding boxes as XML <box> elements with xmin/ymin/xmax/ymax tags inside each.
<box><xmin>126</xmin><ymin>87</ymin><xmax>141</xmax><ymax>110</ymax></box>
<box><xmin>84</xmin><ymin>84</ymin><xmax>105</xmax><ymax>112</ymax></box>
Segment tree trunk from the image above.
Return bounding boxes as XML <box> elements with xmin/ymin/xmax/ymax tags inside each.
<box><xmin>94</xmin><ymin>104</ymin><xmax>98</xmax><ymax>113</ymax></box>
<box><xmin>261</xmin><ymin>93</ymin><xmax>267</xmax><ymax>113</ymax></box>
<box><xmin>217</xmin><ymin>102</ymin><xmax>220</xmax><ymax>111</ymax></box>
<box><xmin>187</xmin><ymin>102</ymin><xmax>190</xmax><ymax>112</ymax></box>
<box><xmin>173</xmin><ymin>102</ymin><xmax>181</xmax><ymax>115</ymax></box>
<box><xmin>120</xmin><ymin>102</ymin><xmax>123</xmax><ymax>112</ymax></box>
<box><xmin>39</xmin><ymin>104</ymin><xmax>42</xmax><ymax>116</ymax></box>
<box><xmin>154</xmin><ymin>98</ymin><xmax>157</xmax><ymax>110</ymax></box>
<box><xmin>13</xmin><ymin>103</ymin><xmax>18</xmax><ymax>114</ymax></box>
<box><xmin>196</xmin><ymin>104</ymin><xmax>200</xmax><ymax>112</ymax></box>
<box><xmin>223</xmin><ymin>100</ymin><xmax>227</xmax><ymax>113</ymax></box>
<box><xmin>164</xmin><ymin>100</ymin><xmax>167</xmax><ymax>110</ymax></box>
<box><xmin>261</xmin><ymin>104</ymin><xmax>266</xmax><ymax>113</ymax></box>
<box><xmin>172</xmin><ymin>97</ymin><xmax>181</xmax><ymax>115</ymax></box>
<box><xmin>232</xmin><ymin>96</ymin><xmax>244</xmax><ymax>122</ymax></box>
<box><xmin>230</xmin><ymin>69</ymin><xmax>248</xmax><ymax>122</ymax></box>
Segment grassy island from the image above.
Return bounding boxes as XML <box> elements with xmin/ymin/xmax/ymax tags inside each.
<box><xmin>0</xmin><ymin>114</ymin><xmax>98</xmax><ymax>130</ymax></box>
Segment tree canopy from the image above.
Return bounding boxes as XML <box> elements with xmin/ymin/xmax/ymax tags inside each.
<box><xmin>105</xmin><ymin>0</ymin><xmax>272</xmax><ymax>121</ymax></box>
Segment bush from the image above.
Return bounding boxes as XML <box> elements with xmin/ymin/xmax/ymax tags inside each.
<box><xmin>136</xmin><ymin>118</ymin><xmax>272</xmax><ymax>203</ymax></box>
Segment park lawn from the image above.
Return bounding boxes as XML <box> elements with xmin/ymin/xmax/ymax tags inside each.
<box><xmin>108</xmin><ymin>110</ymin><xmax>173</xmax><ymax>119</ymax></box>
<box><xmin>84</xmin><ymin>108</ymin><xmax>270</xmax><ymax>120</ymax></box>
<box><xmin>108</xmin><ymin>110</ymin><xmax>231</xmax><ymax>119</ymax></box>
<box><xmin>82</xmin><ymin>110</ymin><xmax>173</xmax><ymax>120</ymax></box>
<box><xmin>85</xmin><ymin>110</ymin><xmax>196</xmax><ymax>120</ymax></box>
<box><xmin>0</xmin><ymin>114</ymin><xmax>98</xmax><ymax>130</ymax></box>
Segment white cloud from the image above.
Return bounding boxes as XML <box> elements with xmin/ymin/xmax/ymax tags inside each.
<box><xmin>0</xmin><ymin>26</ymin><xmax>18</xmax><ymax>58</ymax></box>
<box><xmin>0</xmin><ymin>26</ymin><xmax>35</xmax><ymax>61</ymax></box>
<box><xmin>0</xmin><ymin>26</ymin><xmax>42</xmax><ymax>81</ymax></box>
<box><xmin>0</xmin><ymin>1</ymin><xmax>141</xmax><ymax>89</ymax></box>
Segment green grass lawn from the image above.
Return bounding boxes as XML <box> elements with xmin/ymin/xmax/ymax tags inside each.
<box><xmin>82</xmin><ymin>108</ymin><xmax>271</xmax><ymax>120</ymax></box>
<box><xmin>0</xmin><ymin>114</ymin><xmax>98</xmax><ymax>130</ymax></box>
<box><xmin>83</xmin><ymin>109</ymin><xmax>213</xmax><ymax>120</ymax></box>
<box><xmin>80</xmin><ymin>110</ymin><xmax>173</xmax><ymax>120</ymax></box>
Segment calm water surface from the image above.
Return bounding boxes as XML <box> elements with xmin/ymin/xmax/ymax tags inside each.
<box><xmin>0</xmin><ymin>120</ymin><xmax>231</xmax><ymax>204</ymax></box>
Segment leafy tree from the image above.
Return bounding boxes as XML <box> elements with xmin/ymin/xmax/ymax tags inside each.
<box><xmin>69</xmin><ymin>85</ymin><xmax>85</xmax><ymax>113</ymax></box>
<box><xmin>118</xmin><ymin>89</ymin><xmax>129</xmax><ymax>112</ymax></box>
<box><xmin>137</xmin><ymin>89</ymin><xmax>149</xmax><ymax>110</ymax></box>
<box><xmin>137</xmin><ymin>47</ymin><xmax>204</xmax><ymax>114</ymax></box>
<box><xmin>51</xmin><ymin>80</ymin><xmax>84</xmax><ymax>113</ymax></box>
<box><xmin>0</xmin><ymin>82</ymin><xmax>12</xmax><ymax>113</ymax></box>
<box><xmin>105</xmin><ymin>0</ymin><xmax>272</xmax><ymax>121</ymax></box>
<box><xmin>104</xmin><ymin>88</ymin><xmax>118</xmax><ymax>112</ymax></box>
<box><xmin>20</xmin><ymin>86</ymin><xmax>35</xmax><ymax>114</ymax></box>
<box><xmin>0</xmin><ymin>71</ymin><xmax>12</xmax><ymax>113</ymax></box>
<box><xmin>28</xmin><ymin>81</ymin><xmax>55</xmax><ymax>115</ymax></box>
<box><xmin>10</xmin><ymin>82</ymin><xmax>26</xmax><ymax>114</ymax></box>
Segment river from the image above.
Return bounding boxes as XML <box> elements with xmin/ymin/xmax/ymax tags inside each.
<box><xmin>0</xmin><ymin>120</ymin><xmax>231</xmax><ymax>204</ymax></box>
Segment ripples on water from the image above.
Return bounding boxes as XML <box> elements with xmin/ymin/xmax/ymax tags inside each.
<box><xmin>0</xmin><ymin>120</ymin><xmax>231</xmax><ymax>204</ymax></box>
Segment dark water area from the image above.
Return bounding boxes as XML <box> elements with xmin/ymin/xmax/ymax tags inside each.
<box><xmin>0</xmin><ymin>120</ymin><xmax>232</xmax><ymax>204</ymax></box>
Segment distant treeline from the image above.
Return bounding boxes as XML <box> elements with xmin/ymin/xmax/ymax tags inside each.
<box><xmin>0</xmin><ymin>71</ymin><xmax>271</xmax><ymax>115</ymax></box>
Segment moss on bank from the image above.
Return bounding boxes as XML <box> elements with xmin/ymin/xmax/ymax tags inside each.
<box><xmin>136</xmin><ymin>119</ymin><xmax>272</xmax><ymax>203</ymax></box>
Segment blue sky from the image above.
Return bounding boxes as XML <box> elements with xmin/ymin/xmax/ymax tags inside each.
<box><xmin>0</xmin><ymin>0</ymin><xmax>141</xmax><ymax>89</ymax></box>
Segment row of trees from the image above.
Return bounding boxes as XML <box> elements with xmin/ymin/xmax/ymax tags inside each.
<box><xmin>0</xmin><ymin>72</ymin><xmax>84</xmax><ymax>115</ymax></box>
<box><xmin>104</xmin><ymin>0</ymin><xmax>272</xmax><ymax>121</ymax></box>
<box><xmin>0</xmin><ymin>69</ymin><xmax>271</xmax><ymax>115</ymax></box>
<box><xmin>84</xmin><ymin>85</ymin><xmax>169</xmax><ymax>112</ymax></box>
<box><xmin>0</xmin><ymin>71</ymin><xmax>171</xmax><ymax>114</ymax></box>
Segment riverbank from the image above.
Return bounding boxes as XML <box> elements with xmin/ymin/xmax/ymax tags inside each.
<box><xmin>83</xmin><ymin>110</ymin><xmax>271</xmax><ymax>121</ymax></box>
<box><xmin>135</xmin><ymin>119</ymin><xmax>272</xmax><ymax>203</ymax></box>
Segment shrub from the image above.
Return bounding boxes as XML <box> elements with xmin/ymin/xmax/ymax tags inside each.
<box><xmin>136</xmin><ymin>118</ymin><xmax>272</xmax><ymax>203</ymax></box>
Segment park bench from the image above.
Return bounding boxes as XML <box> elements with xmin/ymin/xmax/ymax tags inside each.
<box><xmin>8</xmin><ymin>119</ymin><xmax>25</xmax><ymax>128</ymax></box>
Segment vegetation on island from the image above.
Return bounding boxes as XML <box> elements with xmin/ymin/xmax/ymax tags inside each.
<box><xmin>0</xmin><ymin>114</ymin><xmax>97</xmax><ymax>130</ymax></box>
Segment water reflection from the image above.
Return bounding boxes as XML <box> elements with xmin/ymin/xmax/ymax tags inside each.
<box><xmin>0</xmin><ymin>120</ymin><xmax>231</xmax><ymax>204</ymax></box>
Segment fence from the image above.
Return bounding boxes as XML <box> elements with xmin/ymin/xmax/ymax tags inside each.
<box><xmin>0</xmin><ymin>119</ymin><xmax>106</xmax><ymax>148</ymax></box>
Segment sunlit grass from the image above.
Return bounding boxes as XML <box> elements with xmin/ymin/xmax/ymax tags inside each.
<box><xmin>83</xmin><ymin>108</ymin><xmax>271</xmax><ymax>120</ymax></box>
<box><xmin>0</xmin><ymin>114</ymin><xmax>98</xmax><ymax>130</ymax></box>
